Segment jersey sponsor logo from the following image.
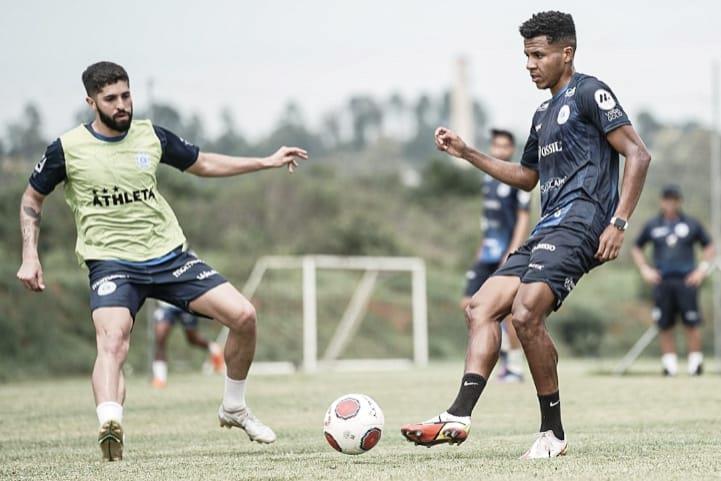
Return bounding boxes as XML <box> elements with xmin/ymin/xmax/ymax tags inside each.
<box><xmin>594</xmin><ymin>89</ymin><xmax>616</xmax><ymax>110</ymax></box>
<box><xmin>529</xmin><ymin>263</ymin><xmax>544</xmax><ymax>270</ymax></box>
<box><xmin>34</xmin><ymin>155</ymin><xmax>47</xmax><ymax>174</ymax></box>
<box><xmin>565</xmin><ymin>87</ymin><xmax>576</xmax><ymax>98</ymax></box>
<box><xmin>651</xmin><ymin>226</ymin><xmax>670</xmax><ymax>238</ymax></box>
<box><xmin>532</xmin><ymin>242</ymin><xmax>556</xmax><ymax>252</ymax></box>
<box><xmin>540</xmin><ymin>176</ymin><xmax>567</xmax><ymax>194</ymax></box>
<box><xmin>539</xmin><ymin>140</ymin><xmax>563</xmax><ymax>158</ymax></box>
<box><xmin>196</xmin><ymin>269</ymin><xmax>217</xmax><ymax>280</ymax></box>
<box><xmin>563</xmin><ymin>277</ymin><xmax>576</xmax><ymax>292</ymax></box>
<box><xmin>173</xmin><ymin>259</ymin><xmax>202</xmax><ymax>278</ymax></box>
<box><xmin>91</xmin><ymin>274</ymin><xmax>128</xmax><ymax>290</ymax></box>
<box><xmin>557</xmin><ymin>105</ymin><xmax>570</xmax><ymax>125</ymax></box>
<box><xmin>497</xmin><ymin>183</ymin><xmax>511</xmax><ymax>198</ymax></box>
<box><xmin>674</xmin><ymin>222</ymin><xmax>690</xmax><ymax>238</ymax></box>
<box><xmin>92</xmin><ymin>186</ymin><xmax>157</xmax><ymax>207</ymax></box>
<box><xmin>136</xmin><ymin>152</ymin><xmax>151</xmax><ymax>170</ymax></box>
<box><xmin>537</xmin><ymin>102</ymin><xmax>550</xmax><ymax>112</ymax></box>
<box><xmin>606</xmin><ymin>108</ymin><xmax>625</xmax><ymax>122</ymax></box>
<box><xmin>97</xmin><ymin>281</ymin><xmax>117</xmax><ymax>296</ymax></box>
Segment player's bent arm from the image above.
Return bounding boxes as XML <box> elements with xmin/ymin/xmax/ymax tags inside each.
<box><xmin>462</xmin><ymin>147</ymin><xmax>539</xmax><ymax>192</ymax></box>
<box><xmin>187</xmin><ymin>146</ymin><xmax>308</xmax><ymax>177</ymax></box>
<box><xmin>17</xmin><ymin>185</ymin><xmax>47</xmax><ymax>292</ymax></box>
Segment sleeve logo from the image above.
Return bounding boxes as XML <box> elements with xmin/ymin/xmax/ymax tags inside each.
<box><xmin>34</xmin><ymin>155</ymin><xmax>47</xmax><ymax>174</ymax></box>
<box><xmin>594</xmin><ymin>89</ymin><xmax>616</xmax><ymax>110</ymax></box>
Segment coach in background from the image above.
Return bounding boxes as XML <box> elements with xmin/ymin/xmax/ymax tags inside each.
<box><xmin>631</xmin><ymin>185</ymin><xmax>715</xmax><ymax>376</ymax></box>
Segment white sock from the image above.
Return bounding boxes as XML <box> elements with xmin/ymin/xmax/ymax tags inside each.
<box><xmin>222</xmin><ymin>376</ymin><xmax>247</xmax><ymax>412</ymax></box>
<box><xmin>507</xmin><ymin>349</ymin><xmax>524</xmax><ymax>374</ymax></box>
<box><xmin>152</xmin><ymin>360</ymin><xmax>168</xmax><ymax>382</ymax></box>
<box><xmin>96</xmin><ymin>401</ymin><xmax>123</xmax><ymax>426</ymax></box>
<box><xmin>662</xmin><ymin>353</ymin><xmax>678</xmax><ymax>376</ymax></box>
<box><xmin>208</xmin><ymin>342</ymin><xmax>222</xmax><ymax>356</ymax></box>
<box><xmin>688</xmin><ymin>352</ymin><xmax>703</xmax><ymax>374</ymax></box>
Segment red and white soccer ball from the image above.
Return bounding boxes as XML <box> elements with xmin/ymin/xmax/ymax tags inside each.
<box><xmin>323</xmin><ymin>393</ymin><xmax>384</xmax><ymax>455</ymax></box>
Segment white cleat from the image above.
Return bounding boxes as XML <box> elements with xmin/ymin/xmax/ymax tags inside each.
<box><xmin>218</xmin><ymin>405</ymin><xmax>277</xmax><ymax>444</ymax></box>
<box><xmin>520</xmin><ymin>430</ymin><xmax>568</xmax><ymax>459</ymax></box>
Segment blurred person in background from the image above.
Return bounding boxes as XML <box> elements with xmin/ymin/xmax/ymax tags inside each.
<box><xmin>631</xmin><ymin>185</ymin><xmax>715</xmax><ymax>376</ymax></box>
<box><xmin>461</xmin><ymin>129</ymin><xmax>530</xmax><ymax>383</ymax></box>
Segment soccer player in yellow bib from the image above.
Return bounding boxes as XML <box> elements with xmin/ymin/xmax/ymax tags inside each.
<box><xmin>16</xmin><ymin>61</ymin><xmax>308</xmax><ymax>461</ymax></box>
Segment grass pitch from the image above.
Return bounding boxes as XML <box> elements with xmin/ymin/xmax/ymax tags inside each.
<box><xmin>1</xmin><ymin>360</ymin><xmax>720</xmax><ymax>481</ymax></box>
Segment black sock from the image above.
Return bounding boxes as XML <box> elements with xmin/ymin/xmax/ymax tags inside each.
<box><xmin>538</xmin><ymin>391</ymin><xmax>564</xmax><ymax>440</ymax></box>
<box><xmin>447</xmin><ymin>373</ymin><xmax>486</xmax><ymax>417</ymax></box>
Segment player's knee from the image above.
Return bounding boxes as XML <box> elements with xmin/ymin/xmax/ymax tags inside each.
<box><xmin>511</xmin><ymin>303</ymin><xmax>541</xmax><ymax>336</ymax></box>
<box><xmin>465</xmin><ymin>298</ymin><xmax>498</xmax><ymax>330</ymax></box>
<box><xmin>228</xmin><ymin>302</ymin><xmax>257</xmax><ymax>333</ymax></box>
<box><xmin>98</xmin><ymin>330</ymin><xmax>129</xmax><ymax>360</ymax></box>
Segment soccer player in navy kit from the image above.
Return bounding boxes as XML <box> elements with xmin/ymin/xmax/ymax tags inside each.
<box><xmin>401</xmin><ymin>11</ymin><xmax>651</xmax><ymax>458</ymax></box>
<box><xmin>631</xmin><ymin>185</ymin><xmax>715</xmax><ymax>376</ymax></box>
<box><xmin>461</xmin><ymin>129</ymin><xmax>530</xmax><ymax>382</ymax></box>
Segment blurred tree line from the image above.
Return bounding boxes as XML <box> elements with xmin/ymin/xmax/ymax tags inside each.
<box><xmin>1</xmin><ymin>95</ymin><xmax>718</xmax><ymax>380</ymax></box>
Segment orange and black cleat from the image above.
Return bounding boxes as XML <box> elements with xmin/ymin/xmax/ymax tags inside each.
<box><xmin>401</xmin><ymin>412</ymin><xmax>471</xmax><ymax>447</ymax></box>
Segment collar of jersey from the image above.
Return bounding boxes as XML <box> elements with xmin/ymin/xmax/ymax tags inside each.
<box><xmin>84</xmin><ymin>123</ymin><xmax>128</xmax><ymax>143</ymax></box>
<box><xmin>550</xmin><ymin>72</ymin><xmax>579</xmax><ymax>101</ymax></box>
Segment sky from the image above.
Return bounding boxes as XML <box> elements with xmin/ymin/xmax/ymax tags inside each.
<box><xmin>1</xmin><ymin>0</ymin><xmax>720</xmax><ymax>143</ymax></box>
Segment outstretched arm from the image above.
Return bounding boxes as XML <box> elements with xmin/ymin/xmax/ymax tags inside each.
<box><xmin>434</xmin><ymin>127</ymin><xmax>538</xmax><ymax>191</ymax></box>
<box><xmin>187</xmin><ymin>146</ymin><xmax>308</xmax><ymax>177</ymax></box>
<box><xmin>594</xmin><ymin>125</ymin><xmax>652</xmax><ymax>262</ymax></box>
<box><xmin>17</xmin><ymin>185</ymin><xmax>47</xmax><ymax>291</ymax></box>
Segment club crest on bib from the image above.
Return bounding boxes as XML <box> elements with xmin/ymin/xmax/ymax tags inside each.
<box><xmin>136</xmin><ymin>152</ymin><xmax>151</xmax><ymax>170</ymax></box>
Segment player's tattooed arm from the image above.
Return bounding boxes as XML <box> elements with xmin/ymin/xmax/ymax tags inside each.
<box><xmin>434</xmin><ymin>127</ymin><xmax>539</xmax><ymax>191</ymax></box>
<box><xmin>188</xmin><ymin>147</ymin><xmax>309</xmax><ymax>177</ymax></box>
<box><xmin>17</xmin><ymin>185</ymin><xmax>47</xmax><ymax>292</ymax></box>
<box><xmin>595</xmin><ymin>125</ymin><xmax>652</xmax><ymax>262</ymax></box>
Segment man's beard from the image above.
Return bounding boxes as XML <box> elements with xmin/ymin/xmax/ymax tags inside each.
<box><xmin>98</xmin><ymin>107</ymin><xmax>133</xmax><ymax>133</ymax></box>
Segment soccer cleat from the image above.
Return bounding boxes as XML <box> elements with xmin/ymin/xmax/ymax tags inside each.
<box><xmin>152</xmin><ymin>378</ymin><xmax>167</xmax><ymax>389</ymax></box>
<box><xmin>218</xmin><ymin>405</ymin><xmax>276</xmax><ymax>444</ymax></box>
<box><xmin>98</xmin><ymin>420</ymin><xmax>124</xmax><ymax>461</ymax></box>
<box><xmin>400</xmin><ymin>412</ymin><xmax>471</xmax><ymax>447</ymax></box>
<box><xmin>689</xmin><ymin>363</ymin><xmax>703</xmax><ymax>376</ymax></box>
<box><xmin>497</xmin><ymin>368</ymin><xmax>524</xmax><ymax>383</ymax></box>
<box><xmin>520</xmin><ymin>430</ymin><xmax>568</xmax><ymax>459</ymax></box>
<box><xmin>209</xmin><ymin>348</ymin><xmax>225</xmax><ymax>374</ymax></box>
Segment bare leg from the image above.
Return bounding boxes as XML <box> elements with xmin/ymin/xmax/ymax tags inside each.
<box><xmin>504</xmin><ymin>316</ymin><xmax>522</xmax><ymax>349</ymax></box>
<box><xmin>684</xmin><ymin>326</ymin><xmax>701</xmax><ymax>353</ymax></box>
<box><xmin>154</xmin><ymin>322</ymin><xmax>172</xmax><ymax>362</ymax></box>
<box><xmin>659</xmin><ymin>327</ymin><xmax>676</xmax><ymax>354</ymax></box>
<box><xmin>185</xmin><ymin>328</ymin><xmax>210</xmax><ymax>350</ymax></box>
<box><xmin>190</xmin><ymin>283</ymin><xmax>256</xmax><ymax>380</ymax></box>
<box><xmin>92</xmin><ymin>307</ymin><xmax>133</xmax><ymax>405</ymax></box>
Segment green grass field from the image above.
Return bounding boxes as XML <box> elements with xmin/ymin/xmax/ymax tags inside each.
<box><xmin>1</xmin><ymin>360</ymin><xmax>720</xmax><ymax>481</ymax></box>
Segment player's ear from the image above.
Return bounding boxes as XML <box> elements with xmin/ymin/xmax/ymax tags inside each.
<box><xmin>563</xmin><ymin>46</ymin><xmax>574</xmax><ymax>64</ymax></box>
<box><xmin>85</xmin><ymin>95</ymin><xmax>96</xmax><ymax>110</ymax></box>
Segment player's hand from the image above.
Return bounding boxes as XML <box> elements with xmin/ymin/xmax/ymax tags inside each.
<box><xmin>434</xmin><ymin>127</ymin><xmax>467</xmax><ymax>158</ymax></box>
<box><xmin>595</xmin><ymin>225</ymin><xmax>624</xmax><ymax>262</ymax></box>
<box><xmin>17</xmin><ymin>258</ymin><xmax>45</xmax><ymax>292</ymax></box>
<box><xmin>640</xmin><ymin>264</ymin><xmax>661</xmax><ymax>285</ymax></box>
<box><xmin>266</xmin><ymin>146</ymin><xmax>309</xmax><ymax>173</ymax></box>
<box><xmin>685</xmin><ymin>268</ymin><xmax>706</xmax><ymax>287</ymax></box>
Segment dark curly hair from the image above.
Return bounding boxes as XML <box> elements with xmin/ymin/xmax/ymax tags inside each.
<box><xmin>82</xmin><ymin>61</ymin><xmax>129</xmax><ymax>96</ymax></box>
<box><xmin>490</xmin><ymin>128</ymin><xmax>515</xmax><ymax>146</ymax></box>
<box><xmin>519</xmin><ymin>11</ymin><xmax>576</xmax><ymax>49</ymax></box>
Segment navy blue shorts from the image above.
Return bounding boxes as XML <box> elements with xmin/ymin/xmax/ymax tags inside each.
<box><xmin>87</xmin><ymin>249</ymin><xmax>227</xmax><ymax>320</ymax></box>
<box><xmin>653</xmin><ymin>277</ymin><xmax>701</xmax><ymax>329</ymax></box>
<box><xmin>493</xmin><ymin>224</ymin><xmax>601</xmax><ymax>310</ymax></box>
<box><xmin>153</xmin><ymin>304</ymin><xmax>199</xmax><ymax>330</ymax></box>
<box><xmin>464</xmin><ymin>260</ymin><xmax>501</xmax><ymax>297</ymax></box>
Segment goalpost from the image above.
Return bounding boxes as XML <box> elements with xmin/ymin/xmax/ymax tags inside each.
<box><xmin>215</xmin><ymin>255</ymin><xmax>429</xmax><ymax>373</ymax></box>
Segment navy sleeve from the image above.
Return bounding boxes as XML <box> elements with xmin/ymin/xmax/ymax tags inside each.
<box><xmin>153</xmin><ymin>126</ymin><xmax>200</xmax><ymax>171</ymax></box>
<box><xmin>28</xmin><ymin>139</ymin><xmax>66</xmax><ymax>195</ymax></box>
<box><xmin>520</xmin><ymin>114</ymin><xmax>540</xmax><ymax>171</ymax></box>
<box><xmin>635</xmin><ymin>221</ymin><xmax>652</xmax><ymax>248</ymax></box>
<box><xmin>694</xmin><ymin>220</ymin><xmax>712</xmax><ymax>247</ymax></box>
<box><xmin>576</xmin><ymin>77</ymin><xmax>631</xmax><ymax>135</ymax></box>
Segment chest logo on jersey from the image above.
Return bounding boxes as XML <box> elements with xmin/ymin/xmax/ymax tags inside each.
<box><xmin>92</xmin><ymin>186</ymin><xmax>157</xmax><ymax>207</ymax></box>
<box><xmin>136</xmin><ymin>152</ymin><xmax>151</xmax><ymax>170</ymax></box>
<box><xmin>538</xmin><ymin>140</ymin><xmax>563</xmax><ymax>158</ymax></box>
<box><xmin>565</xmin><ymin>87</ymin><xmax>576</xmax><ymax>98</ymax></box>
<box><xmin>557</xmin><ymin>105</ymin><xmax>570</xmax><ymax>125</ymax></box>
<box><xmin>674</xmin><ymin>223</ymin><xmax>690</xmax><ymax>238</ymax></box>
<box><xmin>594</xmin><ymin>89</ymin><xmax>616</xmax><ymax>110</ymax></box>
<box><xmin>497</xmin><ymin>184</ymin><xmax>511</xmax><ymax>198</ymax></box>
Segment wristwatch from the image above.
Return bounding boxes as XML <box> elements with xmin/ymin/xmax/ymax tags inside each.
<box><xmin>610</xmin><ymin>216</ymin><xmax>629</xmax><ymax>231</ymax></box>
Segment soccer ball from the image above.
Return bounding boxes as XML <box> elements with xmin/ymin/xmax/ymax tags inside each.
<box><xmin>323</xmin><ymin>393</ymin><xmax>384</xmax><ymax>455</ymax></box>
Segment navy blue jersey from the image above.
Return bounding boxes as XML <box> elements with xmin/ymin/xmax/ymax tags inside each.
<box><xmin>479</xmin><ymin>174</ymin><xmax>531</xmax><ymax>263</ymax></box>
<box><xmin>29</xmin><ymin>123</ymin><xmax>199</xmax><ymax>195</ymax></box>
<box><xmin>635</xmin><ymin>213</ymin><xmax>711</xmax><ymax>277</ymax></box>
<box><xmin>521</xmin><ymin>73</ymin><xmax>631</xmax><ymax>235</ymax></box>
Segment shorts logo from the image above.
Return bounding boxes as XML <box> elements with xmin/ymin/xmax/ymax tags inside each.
<box><xmin>685</xmin><ymin>311</ymin><xmax>699</xmax><ymax>321</ymax></box>
<box><xmin>529</xmin><ymin>263</ymin><xmax>544</xmax><ymax>271</ymax></box>
<box><xmin>594</xmin><ymin>89</ymin><xmax>616</xmax><ymax>110</ymax></box>
<box><xmin>97</xmin><ymin>281</ymin><xmax>117</xmax><ymax>296</ymax></box>
<box><xmin>606</xmin><ymin>108</ymin><xmax>624</xmax><ymax>122</ymax></box>
<box><xmin>136</xmin><ymin>152</ymin><xmax>151</xmax><ymax>170</ymax></box>
<box><xmin>532</xmin><ymin>243</ymin><xmax>556</xmax><ymax>252</ymax></box>
<box><xmin>34</xmin><ymin>155</ymin><xmax>47</xmax><ymax>173</ymax></box>
<box><xmin>196</xmin><ymin>269</ymin><xmax>217</xmax><ymax>280</ymax></box>
<box><xmin>674</xmin><ymin>222</ymin><xmax>689</xmax><ymax>238</ymax></box>
<box><xmin>563</xmin><ymin>277</ymin><xmax>576</xmax><ymax>292</ymax></box>
<box><xmin>173</xmin><ymin>259</ymin><xmax>202</xmax><ymax>278</ymax></box>
<box><xmin>557</xmin><ymin>105</ymin><xmax>570</xmax><ymax>125</ymax></box>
